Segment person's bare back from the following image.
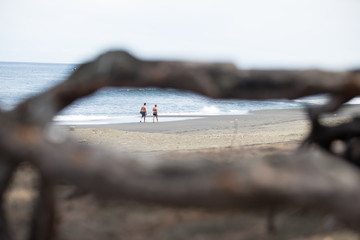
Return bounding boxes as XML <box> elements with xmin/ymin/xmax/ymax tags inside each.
<box><xmin>140</xmin><ymin>103</ymin><xmax>147</xmax><ymax>122</ymax></box>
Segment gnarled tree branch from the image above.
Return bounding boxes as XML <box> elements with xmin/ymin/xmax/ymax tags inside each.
<box><xmin>1</xmin><ymin>51</ymin><xmax>360</xmax><ymax>237</ymax></box>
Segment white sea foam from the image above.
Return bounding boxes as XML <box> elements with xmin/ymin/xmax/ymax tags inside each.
<box><xmin>53</xmin><ymin>115</ymin><xmax>134</xmax><ymax>125</ymax></box>
<box><xmin>200</xmin><ymin>106</ymin><xmax>221</xmax><ymax>114</ymax></box>
<box><xmin>162</xmin><ymin>105</ymin><xmax>249</xmax><ymax>116</ymax></box>
<box><xmin>54</xmin><ymin>115</ymin><xmax>112</xmax><ymax>121</ymax></box>
<box><xmin>295</xmin><ymin>95</ymin><xmax>360</xmax><ymax>106</ymax></box>
<box><xmin>294</xmin><ymin>95</ymin><xmax>329</xmax><ymax>105</ymax></box>
<box><xmin>348</xmin><ymin>97</ymin><xmax>360</xmax><ymax>105</ymax></box>
<box><xmin>229</xmin><ymin>109</ymin><xmax>250</xmax><ymax>114</ymax></box>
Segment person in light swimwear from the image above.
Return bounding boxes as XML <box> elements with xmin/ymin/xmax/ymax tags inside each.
<box><xmin>152</xmin><ymin>104</ymin><xmax>158</xmax><ymax>123</ymax></box>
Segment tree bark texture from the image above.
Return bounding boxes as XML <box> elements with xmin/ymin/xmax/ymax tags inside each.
<box><xmin>1</xmin><ymin>51</ymin><xmax>360</xmax><ymax>237</ymax></box>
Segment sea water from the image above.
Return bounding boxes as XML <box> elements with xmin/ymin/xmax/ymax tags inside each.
<box><xmin>0</xmin><ymin>61</ymin><xmax>353</xmax><ymax>125</ymax></box>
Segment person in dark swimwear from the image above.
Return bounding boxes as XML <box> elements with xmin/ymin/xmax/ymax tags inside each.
<box><xmin>140</xmin><ymin>103</ymin><xmax>147</xmax><ymax>122</ymax></box>
<box><xmin>153</xmin><ymin>104</ymin><xmax>158</xmax><ymax>123</ymax></box>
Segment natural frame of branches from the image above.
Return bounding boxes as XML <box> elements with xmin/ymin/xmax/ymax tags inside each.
<box><xmin>1</xmin><ymin>50</ymin><xmax>360</xmax><ymax>240</ymax></box>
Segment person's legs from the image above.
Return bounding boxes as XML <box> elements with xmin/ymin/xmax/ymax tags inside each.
<box><xmin>140</xmin><ymin>112</ymin><xmax>146</xmax><ymax>122</ymax></box>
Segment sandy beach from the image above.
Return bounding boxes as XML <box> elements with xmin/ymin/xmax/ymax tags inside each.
<box><xmin>64</xmin><ymin>106</ymin><xmax>359</xmax><ymax>154</ymax></box>
<box><xmin>65</xmin><ymin>109</ymin><xmax>305</xmax><ymax>153</ymax></box>
<box><xmin>7</xmin><ymin>106</ymin><xmax>360</xmax><ymax>240</ymax></box>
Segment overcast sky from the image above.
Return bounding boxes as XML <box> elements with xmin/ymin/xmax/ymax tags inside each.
<box><xmin>1</xmin><ymin>0</ymin><xmax>359</xmax><ymax>69</ymax></box>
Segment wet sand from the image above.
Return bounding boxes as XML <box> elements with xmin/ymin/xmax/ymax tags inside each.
<box><xmin>63</xmin><ymin>105</ymin><xmax>359</xmax><ymax>153</ymax></box>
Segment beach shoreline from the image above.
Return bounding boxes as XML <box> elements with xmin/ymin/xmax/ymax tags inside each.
<box><xmin>58</xmin><ymin>105</ymin><xmax>360</xmax><ymax>154</ymax></box>
<box><xmin>8</xmin><ymin>106</ymin><xmax>360</xmax><ymax>240</ymax></box>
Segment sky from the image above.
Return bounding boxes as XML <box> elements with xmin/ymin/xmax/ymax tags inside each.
<box><xmin>0</xmin><ymin>0</ymin><xmax>359</xmax><ymax>70</ymax></box>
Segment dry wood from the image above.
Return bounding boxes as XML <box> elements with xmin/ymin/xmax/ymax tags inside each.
<box><xmin>28</xmin><ymin>174</ymin><xmax>56</xmax><ymax>240</ymax></box>
<box><xmin>0</xmin><ymin>158</ymin><xmax>17</xmax><ymax>240</ymax></box>
<box><xmin>0</xmin><ymin>51</ymin><xmax>360</xmax><ymax>238</ymax></box>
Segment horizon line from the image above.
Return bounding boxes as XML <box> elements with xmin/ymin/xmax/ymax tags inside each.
<box><xmin>0</xmin><ymin>60</ymin><xmax>79</xmax><ymax>65</ymax></box>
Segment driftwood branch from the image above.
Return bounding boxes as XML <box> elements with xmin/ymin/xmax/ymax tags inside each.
<box><xmin>28</xmin><ymin>174</ymin><xmax>56</xmax><ymax>240</ymax></box>
<box><xmin>0</xmin><ymin>158</ymin><xmax>17</xmax><ymax>240</ymax></box>
<box><xmin>1</xmin><ymin>50</ymin><xmax>360</xmax><ymax>237</ymax></box>
<box><xmin>2</xmin><ymin>117</ymin><xmax>360</xmax><ymax>224</ymax></box>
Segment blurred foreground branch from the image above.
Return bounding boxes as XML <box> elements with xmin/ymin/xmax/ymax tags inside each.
<box><xmin>1</xmin><ymin>51</ymin><xmax>360</xmax><ymax>239</ymax></box>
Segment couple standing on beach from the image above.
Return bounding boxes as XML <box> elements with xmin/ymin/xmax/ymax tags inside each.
<box><xmin>140</xmin><ymin>103</ymin><xmax>158</xmax><ymax>123</ymax></box>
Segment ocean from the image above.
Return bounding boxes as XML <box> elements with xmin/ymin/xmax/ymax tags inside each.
<box><xmin>0</xmin><ymin>61</ymin><xmax>352</xmax><ymax>125</ymax></box>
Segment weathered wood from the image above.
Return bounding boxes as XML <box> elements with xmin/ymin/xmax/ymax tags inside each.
<box><xmin>2</xmin><ymin>114</ymin><xmax>360</xmax><ymax>226</ymax></box>
<box><xmin>0</xmin><ymin>51</ymin><xmax>360</xmax><ymax>237</ymax></box>
<box><xmin>0</xmin><ymin>158</ymin><xmax>17</xmax><ymax>240</ymax></box>
<box><xmin>28</xmin><ymin>174</ymin><xmax>55</xmax><ymax>240</ymax></box>
<box><xmin>303</xmin><ymin>113</ymin><xmax>360</xmax><ymax>166</ymax></box>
